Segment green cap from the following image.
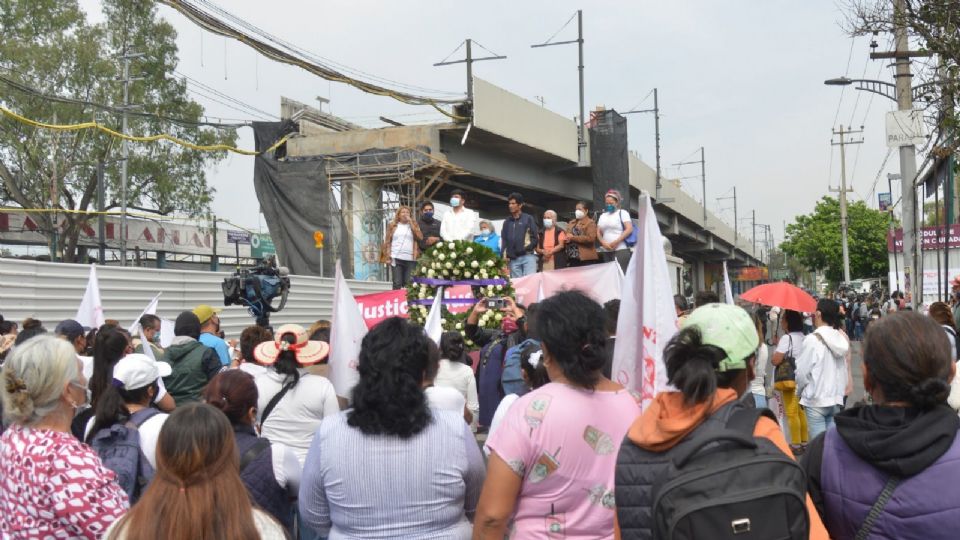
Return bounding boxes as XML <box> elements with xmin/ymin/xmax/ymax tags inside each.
<box><xmin>681</xmin><ymin>303</ymin><xmax>759</xmax><ymax>372</ymax></box>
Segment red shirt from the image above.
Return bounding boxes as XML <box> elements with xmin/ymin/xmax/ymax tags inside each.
<box><xmin>0</xmin><ymin>424</ymin><xmax>129</xmax><ymax>539</ymax></box>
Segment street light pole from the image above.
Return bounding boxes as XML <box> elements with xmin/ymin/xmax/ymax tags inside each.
<box><xmin>893</xmin><ymin>0</ymin><xmax>920</xmax><ymax>308</ymax></box>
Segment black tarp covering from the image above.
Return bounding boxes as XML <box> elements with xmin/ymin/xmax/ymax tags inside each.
<box><xmin>252</xmin><ymin>121</ymin><xmax>340</xmax><ymax>277</ymax></box>
<box><xmin>589</xmin><ymin>110</ymin><xmax>630</xmax><ymax>214</ymax></box>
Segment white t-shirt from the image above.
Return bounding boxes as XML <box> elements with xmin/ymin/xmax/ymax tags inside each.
<box><xmin>425</xmin><ymin>386</ymin><xmax>466</xmax><ymax>414</ymax></box>
<box><xmin>433</xmin><ymin>360</ymin><xmax>479</xmax><ymax>416</ymax></box>
<box><xmin>596</xmin><ymin>209</ymin><xmax>631</xmax><ymax>251</ymax></box>
<box><xmin>775</xmin><ymin>332</ymin><xmax>805</xmax><ymax>361</ymax></box>
<box><xmin>254</xmin><ymin>369</ymin><xmax>340</xmax><ymax>466</ymax></box>
<box><xmin>105</xmin><ymin>508</ymin><xmax>287</xmax><ymax>540</ymax></box>
<box><xmin>749</xmin><ymin>345</ymin><xmax>769</xmax><ymax>396</ymax></box>
<box><xmin>238</xmin><ymin>362</ymin><xmax>268</xmax><ymax>378</ymax></box>
<box><xmin>391</xmin><ymin>222</ymin><xmax>415</xmax><ymax>262</ymax></box>
<box><xmin>484</xmin><ymin>393</ymin><xmax>519</xmax><ymax>456</ymax></box>
<box><xmin>269</xmin><ymin>441</ymin><xmax>302</xmax><ymax>495</ymax></box>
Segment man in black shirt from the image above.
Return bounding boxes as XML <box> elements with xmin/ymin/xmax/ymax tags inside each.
<box><xmin>417</xmin><ymin>201</ymin><xmax>442</xmax><ymax>252</ymax></box>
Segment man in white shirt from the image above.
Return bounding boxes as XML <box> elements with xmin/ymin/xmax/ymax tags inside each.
<box><xmin>439</xmin><ymin>189</ymin><xmax>478</xmax><ymax>242</ymax></box>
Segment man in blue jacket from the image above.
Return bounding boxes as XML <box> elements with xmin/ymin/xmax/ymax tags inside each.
<box><xmin>501</xmin><ymin>192</ymin><xmax>538</xmax><ymax>278</ymax></box>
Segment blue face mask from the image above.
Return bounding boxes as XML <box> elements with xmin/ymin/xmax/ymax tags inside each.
<box><xmin>450</xmin><ymin>197</ymin><xmax>461</xmax><ymax>208</ymax></box>
<box><xmin>605</xmin><ymin>204</ymin><xmax>616</xmax><ymax>213</ymax></box>
<box><xmin>480</xmin><ymin>229</ymin><xmax>491</xmax><ymax>236</ymax></box>
<box><xmin>423</xmin><ymin>211</ymin><xmax>434</xmax><ymax>220</ymax></box>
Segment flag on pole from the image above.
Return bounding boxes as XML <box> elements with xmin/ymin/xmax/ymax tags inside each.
<box><xmin>723</xmin><ymin>261</ymin><xmax>735</xmax><ymax>305</ymax></box>
<box><xmin>159</xmin><ymin>319</ymin><xmax>175</xmax><ymax>348</ymax></box>
<box><xmin>138</xmin><ymin>325</ymin><xmax>157</xmax><ymax>362</ymax></box>
<box><xmin>128</xmin><ymin>292</ymin><xmax>162</xmax><ymax>334</ymax></box>
<box><xmin>424</xmin><ymin>287</ymin><xmax>445</xmax><ymax>344</ymax></box>
<box><xmin>75</xmin><ymin>264</ymin><xmax>105</xmax><ymax>329</ymax></box>
<box><xmin>328</xmin><ymin>260</ymin><xmax>368</xmax><ymax>402</ymax></box>
<box><xmin>611</xmin><ymin>196</ymin><xmax>679</xmax><ymax>410</ymax></box>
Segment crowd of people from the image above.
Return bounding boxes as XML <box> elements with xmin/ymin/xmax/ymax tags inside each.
<box><xmin>382</xmin><ymin>188</ymin><xmax>635</xmax><ymax>289</ymax></box>
<box><xmin>3</xmin><ymin>274</ymin><xmax>960</xmax><ymax>539</ymax></box>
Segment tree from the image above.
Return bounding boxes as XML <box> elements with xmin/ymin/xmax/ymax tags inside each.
<box><xmin>781</xmin><ymin>196</ymin><xmax>890</xmax><ymax>283</ymax></box>
<box><xmin>0</xmin><ymin>0</ymin><xmax>237</xmax><ymax>262</ymax></box>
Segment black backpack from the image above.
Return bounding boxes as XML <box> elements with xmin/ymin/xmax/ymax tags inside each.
<box><xmin>651</xmin><ymin>407</ymin><xmax>809</xmax><ymax>539</ymax></box>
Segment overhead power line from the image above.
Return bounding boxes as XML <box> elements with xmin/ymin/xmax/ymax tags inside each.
<box><xmin>157</xmin><ymin>0</ymin><xmax>467</xmax><ymax>119</ymax></box>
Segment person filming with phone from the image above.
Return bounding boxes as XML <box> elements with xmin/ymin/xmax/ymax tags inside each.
<box><xmin>466</xmin><ymin>296</ymin><xmax>529</xmax><ymax>432</ymax></box>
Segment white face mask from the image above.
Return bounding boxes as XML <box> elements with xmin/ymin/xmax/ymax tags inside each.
<box><xmin>575</xmin><ymin>209</ymin><xmax>585</xmax><ymax>220</ymax></box>
<box><xmin>450</xmin><ymin>197</ymin><xmax>461</xmax><ymax>208</ymax></box>
<box><xmin>480</xmin><ymin>229</ymin><xmax>491</xmax><ymax>236</ymax></box>
<box><xmin>543</xmin><ymin>219</ymin><xmax>554</xmax><ymax>228</ymax></box>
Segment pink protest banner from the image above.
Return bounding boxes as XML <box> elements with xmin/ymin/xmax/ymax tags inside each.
<box><xmin>512</xmin><ymin>262</ymin><xmax>623</xmax><ymax>306</ymax></box>
<box><xmin>354</xmin><ymin>285</ymin><xmax>474</xmax><ymax>329</ymax></box>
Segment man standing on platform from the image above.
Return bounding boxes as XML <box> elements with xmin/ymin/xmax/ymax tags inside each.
<box><xmin>440</xmin><ymin>189</ymin><xmax>478</xmax><ymax>242</ymax></box>
<box><xmin>418</xmin><ymin>201</ymin><xmax>442</xmax><ymax>252</ymax></box>
<box><xmin>501</xmin><ymin>192</ymin><xmax>538</xmax><ymax>278</ymax></box>
<box><xmin>193</xmin><ymin>304</ymin><xmax>231</xmax><ymax>366</ymax></box>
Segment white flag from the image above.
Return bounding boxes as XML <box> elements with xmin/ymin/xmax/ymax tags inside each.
<box><xmin>75</xmin><ymin>264</ymin><xmax>105</xmax><ymax>329</ymax></box>
<box><xmin>138</xmin><ymin>325</ymin><xmax>156</xmax><ymax>362</ymax></box>
<box><xmin>424</xmin><ymin>286</ymin><xmax>445</xmax><ymax>344</ymax></box>
<box><xmin>723</xmin><ymin>261</ymin><xmax>735</xmax><ymax>305</ymax></box>
<box><xmin>328</xmin><ymin>260</ymin><xmax>368</xmax><ymax>402</ymax></box>
<box><xmin>159</xmin><ymin>318</ymin><xmax>176</xmax><ymax>348</ymax></box>
<box><xmin>611</xmin><ymin>196</ymin><xmax>678</xmax><ymax>410</ymax></box>
<box><xmin>128</xmin><ymin>292</ymin><xmax>162</xmax><ymax>334</ymax></box>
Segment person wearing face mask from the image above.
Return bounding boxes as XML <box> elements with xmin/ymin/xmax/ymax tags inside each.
<box><xmin>440</xmin><ymin>188</ymin><xmax>479</xmax><ymax>242</ymax></box>
<box><xmin>536</xmin><ymin>210</ymin><xmax>567</xmax><ymax>271</ymax></box>
<box><xmin>381</xmin><ymin>205</ymin><xmax>424</xmax><ymax>290</ymax></box>
<box><xmin>194</xmin><ymin>304</ymin><xmax>231</xmax><ymax>366</ymax></box>
<box><xmin>596</xmin><ymin>189</ymin><xmax>634</xmax><ymax>271</ymax></box>
<box><xmin>134</xmin><ymin>314</ymin><xmax>165</xmax><ymax>361</ymax></box>
<box><xmin>474</xmin><ymin>220</ymin><xmax>501</xmax><ymax>253</ymax></box>
<box><xmin>417</xmin><ymin>201</ymin><xmax>442</xmax><ymax>251</ymax></box>
<box><xmin>0</xmin><ymin>335</ymin><xmax>129</xmax><ymax>537</ymax></box>
<box><xmin>466</xmin><ymin>296</ymin><xmax>529</xmax><ymax>431</ymax></box>
<box><xmin>565</xmin><ymin>200</ymin><xmax>600</xmax><ymax>267</ymax></box>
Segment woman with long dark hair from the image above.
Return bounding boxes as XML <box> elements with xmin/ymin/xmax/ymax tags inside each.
<box><xmin>299</xmin><ymin>317</ymin><xmax>485</xmax><ymax>539</ymax></box>
<box><xmin>803</xmin><ymin>312</ymin><xmax>960</xmax><ymax>538</ymax></box>
<box><xmin>71</xmin><ymin>325</ymin><xmax>129</xmax><ymax>440</ymax></box>
<box><xmin>474</xmin><ymin>291</ymin><xmax>640</xmax><ymax>539</ymax></box>
<box><xmin>204</xmin><ymin>370</ymin><xmax>300</xmax><ymax>533</ymax></box>
<box><xmin>104</xmin><ymin>403</ymin><xmax>286</xmax><ymax>539</ymax></box>
<box><xmin>252</xmin><ymin>324</ymin><xmax>338</xmax><ymax>465</ymax></box>
<box><xmin>85</xmin><ymin>354</ymin><xmax>170</xmax><ymax>502</ymax></box>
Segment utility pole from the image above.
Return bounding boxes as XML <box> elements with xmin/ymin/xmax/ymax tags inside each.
<box><xmin>118</xmin><ymin>51</ymin><xmax>144</xmax><ymax>266</ymax></box>
<box><xmin>888</xmin><ymin>173</ymin><xmax>902</xmax><ymax>292</ymax></box>
<box><xmin>532</xmin><ymin>10</ymin><xmax>586</xmax><ymax>165</ymax></box>
<box><xmin>869</xmin><ymin>0</ymin><xmax>923</xmax><ymax>307</ymax></box>
<box><xmin>97</xmin><ymin>159</ymin><xmax>106</xmax><ymax>264</ymax></box>
<box><xmin>831</xmin><ymin>125</ymin><xmax>863</xmax><ymax>284</ymax></box>
<box><xmin>716</xmin><ymin>187</ymin><xmax>737</xmax><ymax>242</ymax></box>
<box><xmin>434</xmin><ymin>39</ymin><xmax>506</xmax><ymax>103</ymax></box>
<box><xmin>622</xmin><ymin>88</ymin><xmax>665</xmax><ymax>201</ymax></box>
<box><xmin>49</xmin><ymin>112</ymin><xmax>59</xmax><ymax>262</ymax></box>
<box><xmin>752</xmin><ymin>210</ymin><xmax>756</xmax><ymax>258</ymax></box>
<box><xmin>673</xmin><ymin>146</ymin><xmax>708</xmax><ymax>226</ymax></box>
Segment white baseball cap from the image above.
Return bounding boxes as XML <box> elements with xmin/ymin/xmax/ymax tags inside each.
<box><xmin>112</xmin><ymin>353</ymin><xmax>172</xmax><ymax>391</ymax></box>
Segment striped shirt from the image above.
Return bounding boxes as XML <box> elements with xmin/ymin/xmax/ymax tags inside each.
<box><xmin>299</xmin><ymin>409</ymin><xmax>485</xmax><ymax>539</ymax></box>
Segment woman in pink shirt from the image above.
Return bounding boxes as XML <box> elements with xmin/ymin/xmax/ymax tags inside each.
<box><xmin>475</xmin><ymin>291</ymin><xmax>641</xmax><ymax>539</ymax></box>
<box><xmin>0</xmin><ymin>336</ymin><xmax>128</xmax><ymax>539</ymax></box>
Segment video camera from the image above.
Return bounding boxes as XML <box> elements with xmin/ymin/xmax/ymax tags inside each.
<box><xmin>222</xmin><ymin>255</ymin><xmax>291</xmax><ymax>328</ymax></box>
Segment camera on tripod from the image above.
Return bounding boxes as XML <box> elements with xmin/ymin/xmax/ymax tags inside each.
<box><xmin>222</xmin><ymin>255</ymin><xmax>291</xmax><ymax>328</ymax></box>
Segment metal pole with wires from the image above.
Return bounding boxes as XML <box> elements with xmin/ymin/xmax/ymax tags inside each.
<box><xmin>622</xmin><ymin>88</ymin><xmax>668</xmax><ymax>202</ymax></box>
<box><xmin>118</xmin><ymin>50</ymin><xmax>144</xmax><ymax>266</ymax></box>
<box><xmin>532</xmin><ymin>10</ymin><xmax>586</xmax><ymax>165</ymax></box>
<box><xmin>433</xmin><ymin>39</ymin><xmax>506</xmax><ymax>103</ymax></box>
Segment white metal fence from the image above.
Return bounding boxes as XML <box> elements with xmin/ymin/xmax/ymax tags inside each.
<box><xmin>0</xmin><ymin>258</ymin><xmax>390</xmax><ymax>338</ymax></box>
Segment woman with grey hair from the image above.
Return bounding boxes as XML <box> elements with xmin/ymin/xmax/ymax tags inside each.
<box><xmin>537</xmin><ymin>209</ymin><xmax>567</xmax><ymax>271</ymax></box>
<box><xmin>474</xmin><ymin>219</ymin><xmax>501</xmax><ymax>253</ymax></box>
<box><xmin>0</xmin><ymin>336</ymin><xmax>128</xmax><ymax>538</ymax></box>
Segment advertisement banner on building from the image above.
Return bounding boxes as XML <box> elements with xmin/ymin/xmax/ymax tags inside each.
<box><xmin>888</xmin><ymin>226</ymin><xmax>960</xmax><ymax>252</ymax></box>
<box><xmin>878</xmin><ymin>192</ymin><xmax>892</xmax><ymax>211</ymax></box>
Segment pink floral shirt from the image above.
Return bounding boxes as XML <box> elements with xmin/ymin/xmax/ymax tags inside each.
<box><xmin>0</xmin><ymin>424</ymin><xmax>128</xmax><ymax>539</ymax></box>
<box><xmin>485</xmin><ymin>383</ymin><xmax>642</xmax><ymax>539</ymax></box>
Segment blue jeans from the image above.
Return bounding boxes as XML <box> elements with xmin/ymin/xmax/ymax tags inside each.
<box><xmin>805</xmin><ymin>404</ymin><xmax>842</xmax><ymax>440</ymax></box>
<box><xmin>509</xmin><ymin>253</ymin><xmax>537</xmax><ymax>278</ymax></box>
<box><xmin>752</xmin><ymin>393</ymin><xmax>767</xmax><ymax>409</ymax></box>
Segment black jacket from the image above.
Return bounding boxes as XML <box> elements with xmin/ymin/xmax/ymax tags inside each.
<box><xmin>417</xmin><ymin>216</ymin><xmax>441</xmax><ymax>251</ymax></box>
<box><xmin>501</xmin><ymin>213</ymin><xmax>538</xmax><ymax>259</ymax></box>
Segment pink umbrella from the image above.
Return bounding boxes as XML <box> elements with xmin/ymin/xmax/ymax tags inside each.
<box><xmin>740</xmin><ymin>282</ymin><xmax>817</xmax><ymax>313</ymax></box>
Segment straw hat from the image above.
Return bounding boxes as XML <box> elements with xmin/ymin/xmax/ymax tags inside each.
<box><xmin>254</xmin><ymin>324</ymin><xmax>330</xmax><ymax>366</ymax></box>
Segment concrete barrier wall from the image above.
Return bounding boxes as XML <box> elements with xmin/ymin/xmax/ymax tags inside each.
<box><xmin>0</xmin><ymin>258</ymin><xmax>390</xmax><ymax>339</ymax></box>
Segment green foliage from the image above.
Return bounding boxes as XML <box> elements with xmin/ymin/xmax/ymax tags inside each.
<box><xmin>0</xmin><ymin>0</ymin><xmax>237</xmax><ymax>261</ymax></box>
<box><xmin>781</xmin><ymin>196</ymin><xmax>890</xmax><ymax>283</ymax></box>
<box><xmin>406</xmin><ymin>240</ymin><xmax>514</xmax><ymax>348</ymax></box>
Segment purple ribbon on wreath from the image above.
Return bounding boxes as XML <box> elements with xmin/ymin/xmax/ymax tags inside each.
<box><xmin>413</xmin><ymin>277</ymin><xmax>509</xmax><ymax>286</ymax></box>
<box><xmin>409</xmin><ymin>298</ymin><xmax>480</xmax><ymax>306</ymax></box>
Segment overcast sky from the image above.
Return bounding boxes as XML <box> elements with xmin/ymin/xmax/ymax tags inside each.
<box><xmin>80</xmin><ymin>0</ymin><xmax>906</xmax><ymax>245</ymax></box>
